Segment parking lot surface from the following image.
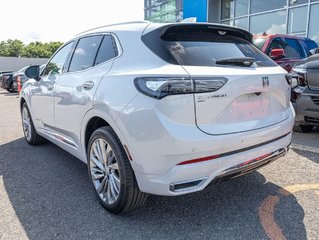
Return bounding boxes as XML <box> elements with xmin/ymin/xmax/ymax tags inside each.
<box><xmin>0</xmin><ymin>89</ymin><xmax>318</xmax><ymax>240</ymax></box>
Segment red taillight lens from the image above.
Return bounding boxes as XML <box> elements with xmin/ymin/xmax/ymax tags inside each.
<box><xmin>134</xmin><ymin>77</ymin><xmax>227</xmax><ymax>99</ymax></box>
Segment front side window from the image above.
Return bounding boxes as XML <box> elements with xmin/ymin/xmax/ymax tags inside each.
<box><xmin>42</xmin><ymin>42</ymin><xmax>73</xmax><ymax>76</ymax></box>
<box><xmin>267</xmin><ymin>38</ymin><xmax>285</xmax><ymax>55</ymax></box>
<box><xmin>68</xmin><ymin>36</ymin><xmax>103</xmax><ymax>72</ymax></box>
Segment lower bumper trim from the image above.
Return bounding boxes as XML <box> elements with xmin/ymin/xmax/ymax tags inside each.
<box><xmin>212</xmin><ymin>146</ymin><xmax>289</xmax><ymax>184</ymax></box>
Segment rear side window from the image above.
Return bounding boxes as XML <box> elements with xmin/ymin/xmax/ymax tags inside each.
<box><xmin>94</xmin><ymin>35</ymin><xmax>118</xmax><ymax>65</ymax></box>
<box><xmin>284</xmin><ymin>38</ymin><xmax>304</xmax><ymax>59</ymax></box>
<box><xmin>69</xmin><ymin>36</ymin><xmax>103</xmax><ymax>72</ymax></box>
<box><xmin>142</xmin><ymin>25</ymin><xmax>276</xmax><ymax>67</ymax></box>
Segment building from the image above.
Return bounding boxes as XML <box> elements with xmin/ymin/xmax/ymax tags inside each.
<box><xmin>144</xmin><ymin>0</ymin><xmax>319</xmax><ymax>43</ymax></box>
<box><xmin>144</xmin><ymin>0</ymin><xmax>184</xmax><ymax>22</ymax></box>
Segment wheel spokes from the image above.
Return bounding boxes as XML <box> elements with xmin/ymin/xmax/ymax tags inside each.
<box><xmin>90</xmin><ymin>137</ymin><xmax>121</xmax><ymax>205</ymax></box>
<box><xmin>90</xmin><ymin>155</ymin><xmax>105</xmax><ymax>172</ymax></box>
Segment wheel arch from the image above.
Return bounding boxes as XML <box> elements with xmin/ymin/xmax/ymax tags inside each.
<box><xmin>81</xmin><ymin>109</ymin><xmax>132</xmax><ymax>165</ymax></box>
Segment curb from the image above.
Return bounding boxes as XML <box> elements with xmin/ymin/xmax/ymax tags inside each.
<box><xmin>291</xmin><ymin>143</ymin><xmax>319</xmax><ymax>154</ymax></box>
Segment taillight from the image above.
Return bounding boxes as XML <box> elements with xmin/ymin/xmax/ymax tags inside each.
<box><xmin>297</xmin><ymin>73</ymin><xmax>307</xmax><ymax>87</ymax></box>
<box><xmin>134</xmin><ymin>77</ymin><xmax>227</xmax><ymax>99</ymax></box>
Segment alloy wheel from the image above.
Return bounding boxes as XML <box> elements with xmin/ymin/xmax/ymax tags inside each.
<box><xmin>89</xmin><ymin>138</ymin><xmax>121</xmax><ymax>205</ymax></box>
<box><xmin>22</xmin><ymin>107</ymin><xmax>32</xmax><ymax>141</ymax></box>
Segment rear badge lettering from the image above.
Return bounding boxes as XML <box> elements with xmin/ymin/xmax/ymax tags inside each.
<box><xmin>197</xmin><ymin>94</ymin><xmax>227</xmax><ymax>103</ymax></box>
<box><xmin>262</xmin><ymin>77</ymin><xmax>270</xmax><ymax>88</ymax></box>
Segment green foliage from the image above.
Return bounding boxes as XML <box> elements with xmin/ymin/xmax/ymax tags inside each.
<box><xmin>0</xmin><ymin>39</ymin><xmax>63</xmax><ymax>58</ymax></box>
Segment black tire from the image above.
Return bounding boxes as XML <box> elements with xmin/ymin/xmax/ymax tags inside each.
<box><xmin>21</xmin><ymin>102</ymin><xmax>46</xmax><ymax>145</ymax></box>
<box><xmin>87</xmin><ymin>126</ymin><xmax>148</xmax><ymax>213</ymax></box>
<box><xmin>7</xmin><ymin>82</ymin><xmax>13</xmax><ymax>93</ymax></box>
<box><xmin>293</xmin><ymin>124</ymin><xmax>314</xmax><ymax>133</ymax></box>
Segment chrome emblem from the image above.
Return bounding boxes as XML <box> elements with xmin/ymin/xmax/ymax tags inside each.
<box><xmin>262</xmin><ymin>77</ymin><xmax>270</xmax><ymax>88</ymax></box>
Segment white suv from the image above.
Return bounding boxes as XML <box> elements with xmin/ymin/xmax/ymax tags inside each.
<box><xmin>21</xmin><ymin>21</ymin><xmax>295</xmax><ymax>213</ymax></box>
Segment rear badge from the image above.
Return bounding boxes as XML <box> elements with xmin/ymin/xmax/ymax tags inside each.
<box><xmin>197</xmin><ymin>94</ymin><xmax>227</xmax><ymax>103</ymax></box>
<box><xmin>262</xmin><ymin>77</ymin><xmax>270</xmax><ymax>88</ymax></box>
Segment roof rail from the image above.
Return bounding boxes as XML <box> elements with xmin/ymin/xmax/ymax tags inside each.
<box><xmin>75</xmin><ymin>21</ymin><xmax>150</xmax><ymax>36</ymax></box>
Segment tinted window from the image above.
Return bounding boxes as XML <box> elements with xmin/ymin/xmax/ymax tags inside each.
<box><xmin>69</xmin><ymin>36</ymin><xmax>103</xmax><ymax>72</ymax></box>
<box><xmin>42</xmin><ymin>42</ymin><xmax>73</xmax><ymax>76</ymax></box>
<box><xmin>289</xmin><ymin>0</ymin><xmax>307</xmax><ymax>5</ymax></box>
<box><xmin>284</xmin><ymin>38</ymin><xmax>304</xmax><ymax>58</ymax></box>
<box><xmin>221</xmin><ymin>0</ymin><xmax>234</xmax><ymax>19</ymax></box>
<box><xmin>234</xmin><ymin>17</ymin><xmax>248</xmax><ymax>30</ymax></box>
<box><xmin>288</xmin><ymin>6</ymin><xmax>307</xmax><ymax>34</ymax></box>
<box><xmin>250</xmin><ymin>11</ymin><xmax>286</xmax><ymax>34</ymax></box>
<box><xmin>250</xmin><ymin>0</ymin><xmax>286</xmax><ymax>14</ymax></box>
<box><xmin>94</xmin><ymin>35</ymin><xmax>117</xmax><ymax>65</ymax></box>
<box><xmin>142</xmin><ymin>26</ymin><xmax>276</xmax><ymax>67</ymax></box>
<box><xmin>309</xmin><ymin>4</ymin><xmax>319</xmax><ymax>44</ymax></box>
<box><xmin>235</xmin><ymin>0</ymin><xmax>248</xmax><ymax>17</ymax></box>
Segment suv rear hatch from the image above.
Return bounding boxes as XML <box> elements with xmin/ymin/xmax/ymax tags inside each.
<box><xmin>142</xmin><ymin>23</ymin><xmax>291</xmax><ymax>135</ymax></box>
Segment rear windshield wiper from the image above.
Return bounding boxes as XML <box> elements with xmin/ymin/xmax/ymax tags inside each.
<box><xmin>215</xmin><ymin>57</ymin><xmax>255</xmax><ymax>67</ymax></box>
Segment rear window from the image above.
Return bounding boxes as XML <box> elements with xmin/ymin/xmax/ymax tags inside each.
<box><xmin>142</xmin><ymin>25</ymin><xmax>276</xmax><ymax>68</ymax></box>
<box><xmin>253</xmin><ymin>38</ymin><xmax>266</xmax><ymax>50</ymax></box>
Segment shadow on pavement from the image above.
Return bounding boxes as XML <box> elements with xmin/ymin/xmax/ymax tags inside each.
<box><xmin>0</xmin><ymin>138</ymin><xmax>307</xmax><ymax>240</ymax></box>
<box><xmin>0</xmin><ymin>91</ymin><xmax>18</xmax><ymax>96</ymax></box>
<box><xmin>293</xmin><ymin>149</ymin><xmax>319</xmax><ymax>164</ymax></box>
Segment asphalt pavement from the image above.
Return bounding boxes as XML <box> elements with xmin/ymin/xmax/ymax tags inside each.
<box><xmin>0</xmin><ymin>89</ymin><xmax>318</xmax><ymax>240</ymax></box>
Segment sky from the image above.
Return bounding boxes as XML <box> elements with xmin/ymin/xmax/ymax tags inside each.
<box><xmin>0</xmin><ymin>0</ymin><xmax>144</xmax><ymax>44</ymax></box>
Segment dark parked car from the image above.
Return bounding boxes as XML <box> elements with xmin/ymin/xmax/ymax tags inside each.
<box><xmin>291</xmin><ymin>54</ymin><xmax>319</xmax><ymax>132</ymax></box>
<box><xmin>12</xmin><ymin>64</ymin><xmax>45</xmax><ymax>92</ymax></box>
<box><xmin>12</xmin><ymin>66</ymin><xmax>31</xmax><ymax>92</ymax></box>
<box><xmin>0</xmin><ymin>71</ymin><xmax>15</xmax><ymax>92</ymax></box>
<box><xmin>253</xmin><ymin>34</ymin><xmax>318</xmax><ymax>72</ymax></box>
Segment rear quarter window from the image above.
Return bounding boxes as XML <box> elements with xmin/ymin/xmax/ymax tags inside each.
<box><xmin>94</xmin><ymin>35</ymin><xmax>118</xmax><ymax>65</ymax></box>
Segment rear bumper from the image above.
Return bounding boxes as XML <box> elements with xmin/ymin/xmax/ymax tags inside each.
<box><xmin>135</xmin><ymin>130</ymin><xmax>292</xmax><ymax>196</ymax></box>
<box><xmin>293</xmin><ymin>87</ymin><xmax>319</xmax><ymax>126</ymax></box>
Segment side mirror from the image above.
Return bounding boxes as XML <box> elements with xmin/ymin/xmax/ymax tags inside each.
<box><xmin>25</xmin><ymin>65</ymin><xmax>40</xmax><ymax>80</ymax></box>
<box><xmin>270</xmin><ymin>48</ymin><xmax>285</xmax><ymax>59</ymax></box>
<box><xmin>309</xmin><ymin>48</ymin><xmax>319</xmax><ymax>55</ymax></box>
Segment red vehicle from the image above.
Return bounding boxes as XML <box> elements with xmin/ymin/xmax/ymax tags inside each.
<box><xmin>253</xmin><ymin>33</ymin><xmax>318</xmax><ymax>72</ymax></box>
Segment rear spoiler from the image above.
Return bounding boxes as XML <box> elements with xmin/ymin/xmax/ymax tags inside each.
<box><xmin>159</xmin><ymin>23</ymin><xmax>253</xmax><ymax>43</ymax></box>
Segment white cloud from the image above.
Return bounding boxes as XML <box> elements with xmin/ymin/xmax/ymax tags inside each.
<box><xmin>0</xmin><ymin>0</ymin><xmax>144</xmax><ymax>43</ymax></box>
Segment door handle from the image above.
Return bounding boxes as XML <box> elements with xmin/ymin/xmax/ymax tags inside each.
<box><xmin>82</xmin><ymin>81</ymin><xmax>94</xmax><ymax>90</ymax></box>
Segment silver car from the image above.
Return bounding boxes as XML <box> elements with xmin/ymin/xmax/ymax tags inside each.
<box><xmin>291</xmin><ymin>53</ymin><xmax>319</xmax><ymax>132</ymax></box>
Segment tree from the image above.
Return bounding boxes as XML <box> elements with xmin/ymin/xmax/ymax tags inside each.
<box><xmin>0</xmin><ymin>39</ymin><xmax>63</xmax><ymax>58</ymax></box>
<box><xmin>0</xmin><ymin>39</ymin><xmax>24</xmax><ymax>57</ymax></box>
